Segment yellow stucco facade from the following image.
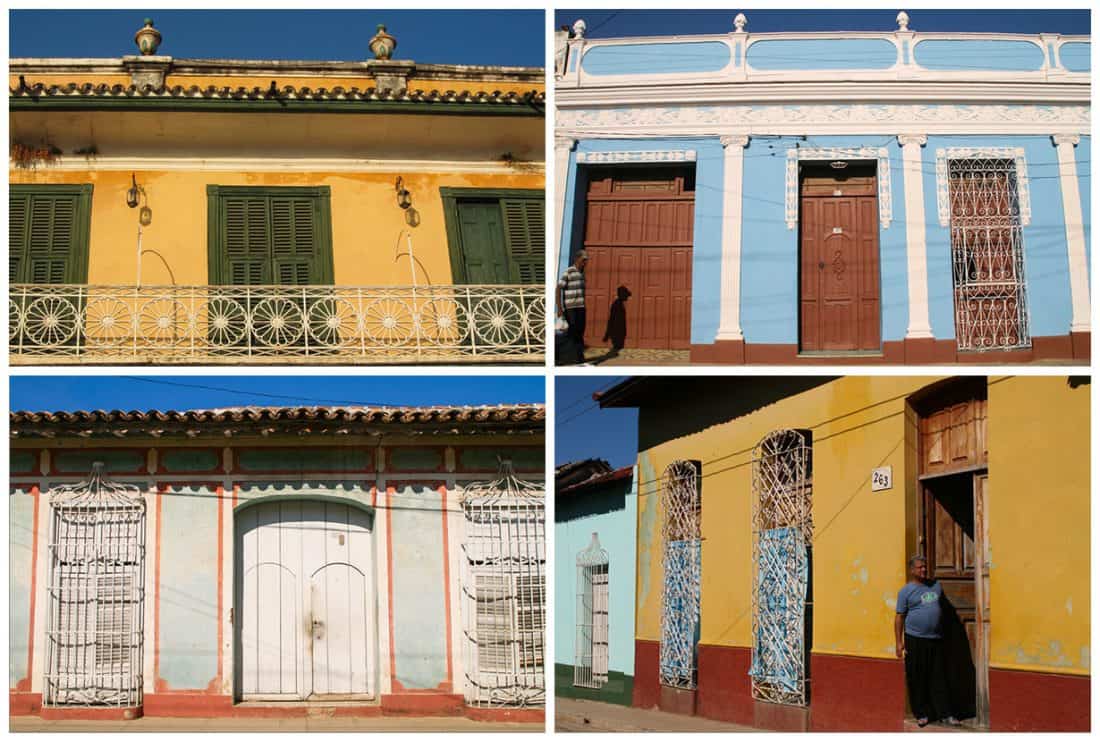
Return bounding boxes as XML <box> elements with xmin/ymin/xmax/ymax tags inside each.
<box><xmin>634</xmin><ymin>376</ymin><xmax>1089</xmax><ymax>678</ymax></box>
<box><xmin>9</xmin><ymin>168</ymin><xmax>543</xmax><ymax>286</ymax></box>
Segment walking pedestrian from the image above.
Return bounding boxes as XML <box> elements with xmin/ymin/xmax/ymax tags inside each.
<box><xmin>557</xmin><ymin>250</ymin><xmax>589</xmax><ymax>365</ymax></box>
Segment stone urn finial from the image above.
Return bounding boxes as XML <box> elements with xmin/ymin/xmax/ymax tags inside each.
<box><xmin>134</xmin><ymin>18</ymin><xmax>162</xmax><ymax>56</ymax></box>
<box><xmin>734</xmin><ymin>12</ymin><xmax>748</xmax><ymax>33</ymax></box>
<box><xmin>572</xmin><ymin>19</ymin><xmax>587</xmax><ymax>39</ymax></box>
<box><xmin>896</xmin><ymin>11</ymin><xmax>910</xmax><ymax>31</ymax></box>
<box><xmin>369</xmin><ymin>24</ymin><xmax>397</xmax><ymax>60</ymax></box>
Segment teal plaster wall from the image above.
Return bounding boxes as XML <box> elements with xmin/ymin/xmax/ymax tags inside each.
<box><xmin>158</xmin><ymin>485</ymin><xmax>220</xmax><ymax>689</ymax></box>
<box><xmin>389</xmin><ymin>483</ymin><xmax>448</xmax><ymax>689</ymax></box>
<box><xmin>9</xmin><ymin>488</ymin><xmax>35</xmax><ymax>687</ymax></box>
<box><xmin>554</xmin><ymin>469</ymin><xmax>637</xmax><ymax>675</ymax></box>
<box><xmin>160</xmin><ymin>448</ymin><xmax>219</xmax><ymax>472</ymax></box>
<box><xmin>582</xmin><ymin>41</ymin><xmax>730</xmax><ymax>76</ymax></box>
<box><xmin>54</xmin><ymin>449</ymin><xmax>143</xmax><ymax>474</ymax></box>
<box><xmin>914</xmin><ymin>39</ymin><xmax>1045</xmax><ymax>71</ymax></box>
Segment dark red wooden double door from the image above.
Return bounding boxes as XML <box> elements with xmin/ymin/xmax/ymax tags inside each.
<box><xmin>799</xmin><ymin>167</ymin><xmax>881</xmax><ymax>352</ymax></box>
<box><xmin>582</xmin><ymin>168</ymin><xmax>694</xmax><ymax>350</ymax></box>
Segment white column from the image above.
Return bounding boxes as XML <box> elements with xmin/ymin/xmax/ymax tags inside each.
<box><xmin>716</xmin><ymin>135</ymin><xmax>749</xmax><ymax>341</ymax></box>
<box><xmin>898</xmin><ymin>134</ymin><xmax>934</xmax><ymax>338</ymax></box>
<box><xmin>1053</xmin><ymin>134</ymin><xmax>1091</xmax><ymax>333</ymax></box>
<box><xmin>553</xmin><ymin>136</ymin><xmax>576</xmax><ymax>278</ymax></box>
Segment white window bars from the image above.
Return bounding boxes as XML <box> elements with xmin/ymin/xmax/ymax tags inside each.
<box><xmin>943</xmin><ymin>156</ymin><xmax>1031</xmax><ymax>351</ymax></box>
<box><xmin>575</xmin><ymin>532</ymin><xmax>609</xmax><ymax>689</ymax></box>
<box><xmin>659</xmin><ymin>460</ymin><xmax>701</xmax><ymax>690</ymax></box>
<box><xmin>750</xmin><ymin>430</ymin><xmax>812</xmax><ymax>707</ymax></box>
<box><xmin>43</xmin><ymin>463</ymin><xmax>146</xmax><ymax>708</ymax></box>
<box><xmin>460</xmin><ymin>459</ymin><xmax>545</xmax><ymax>708</ymax></box>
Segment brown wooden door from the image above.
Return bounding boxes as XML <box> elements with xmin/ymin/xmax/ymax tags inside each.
<box><xmin>799</xmin><ymin>168</ymin><xmax>880</xmax><ymax>352</ymax></box>
<box><xmin>583</xmin><ymin>168</ymin><xmax>694</xmax><ymax>350</ymax></box>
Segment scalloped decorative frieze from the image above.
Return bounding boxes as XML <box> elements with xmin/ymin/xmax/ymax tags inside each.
<box><xmin>575</xmin><ymin>149</ymin><xmax>697</xmax><ymax>163</ymax></box>
<box><xmin>557</xmin><ymin>104</ymin><xmax>1090</xmax><ymax>130</ymax></box>
<box><xmin>934</xmin><ymin>147</ymin><xmax>1031</xmax><ymax>226</ymax></box>
<box><xmin>785</xmin><ymin>147</ymin><xmax>891</xmax><ymax>229</ymax></box>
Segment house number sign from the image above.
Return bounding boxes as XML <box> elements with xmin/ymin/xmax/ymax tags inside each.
<box><xmin>871</xmin><ymin>466</ymin><xmax>892</xmax><ymax>492</ymax></box>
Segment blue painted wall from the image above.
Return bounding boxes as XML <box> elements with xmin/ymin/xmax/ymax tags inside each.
<box><xmin>1076</xmin><ymin>136</ymin><xmax>1091</xmax><ymax>269</ymax></box>
<box><xmin>739</xmin><ymin>135</ymin><xmax>909</xmax><ymax>345</ymax></box>
<box><xmin>581</xmin><ymin>42</ymin><xmax>730</xmax><ymax>76</ymax></box>
<box><xmin>747</xmin><ymin>39</ymin><xmax>896</xmax><ymax>70</ymax></box>
<box><xmin>921</xmin><ymin>136</ymin><xmax>1073</xmax><ymax>340</ymax></box>
<box><xmin>1059</xmin><ymin>42</ymin><xmax>1091</xmax><ymax>72</ymax></box>
<box><xmin>9</xmin><ymin>489</ymin><xmax>35</xmax><ymax>687</ymax></box>
<box><xmin>159</xmin><ymin>485</ymin><xmax>220</xmax><ymax>689</ymax></box>
<box><xmin>914</xmin><ymin>40</ymin><xmax>1045</xmax><ymax>71</ymax></box>
<box><xmin>389</xmin><ymin>483</ymin><xmax>448</xmax><ymax>689</ymax></box>
<box><xmin>554</xmin><ymin>470</ymin><xmax>637</xmax><ymax>675</ymax></box>
<box><xmin>557</xmin><ymin>137</ymin><xmax>725</xmax><ymax>345</ymax></box>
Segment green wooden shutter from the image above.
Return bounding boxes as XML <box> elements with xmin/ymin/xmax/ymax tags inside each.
<box><xmin>270</xmin><ymin>196</ymin><xmax>322</xmax><ymax>285</ymax></box>
<box><xmin>9</xmin><ymin>187</ymin><xmax>91</xmax><ymax>284</ymax></box>
<box><xmin>9</xmin><ymin>192</ymin><xmax>29</xmax><ymax>282</ymax></box>
<box><xmin>210</xmin><ymin>187</ymin><xmax>333</xmax><ymax>286</ymax></box>
<box><xmin>222</xmin><ymin>196</ymin><xmax>271</xmax><ymax>285</ymax></box>
<box><xmin>500</xmin><ymin>198</ymin><xmax>545</xmax><ymax>284</ymax></box>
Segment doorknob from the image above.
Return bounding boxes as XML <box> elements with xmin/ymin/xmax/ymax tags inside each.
<box><xmin>818</xmin><ymin>261</ymin><xmax>826</xmax><ymax>269</ymax></box>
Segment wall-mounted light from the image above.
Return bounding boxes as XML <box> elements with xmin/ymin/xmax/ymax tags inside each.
<box><xmin>829</xmin><ymin>161</ymin><xmax>848</xmax><ymax>170</ymax></box>
<box><xmin>126</xmin><ymin>173</ymin><xmax>153</xmax><ymax>225</ymax></box>
<box><xmin>395</xmin><ymin>176</ymin><xmax>412</xmax><ymax>209</ymax></box>
<box><xmin>395</xmin><ymin>176</ymin><xmax>418</xmax><ymax>227</ymax></box>
<box><xmin>126</xmin><ymin>173</ymin><xmax>143</xmax><ymax>208</ymax></box>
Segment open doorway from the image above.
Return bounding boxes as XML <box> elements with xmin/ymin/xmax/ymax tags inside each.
<box><xmin>914</xmin><ymin>382</ymin><xmax>990</xmax><ymax>728</ymax></box>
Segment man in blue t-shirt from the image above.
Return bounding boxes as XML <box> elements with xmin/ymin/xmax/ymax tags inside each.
<box><xmin>895</xmin><ymin>555</ymin><xmax>961</xmax><ymax>727</ymax></box>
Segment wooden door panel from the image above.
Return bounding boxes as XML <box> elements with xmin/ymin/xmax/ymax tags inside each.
<box><xmin>583</xmin><ymin>169</ymin><xmax>694</xmax><ymax>350</ymax></box>
<box><xmin>920</xmin><ymin>400</ymin><xmax>988</xmax><ymax>476</ymax></box>
<box><xmin>456</xmin><ymin>201</ymin><xmax>509</xmax><ymax>284</ymax></box>
<box><xmin>799</xmin><ymin>179</ymin><xmax>880</xmax><ymax>351</ymax></box>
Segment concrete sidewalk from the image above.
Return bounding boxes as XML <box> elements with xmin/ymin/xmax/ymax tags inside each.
<box><xmin>556</xmin><ymin>698</ymin><xmax>755</xmax><ymax>733</ymax></box>
<box><xmin>11</xmin><ymin>716</ymin><xmax>543</xmax><ymax>733</ymax></box>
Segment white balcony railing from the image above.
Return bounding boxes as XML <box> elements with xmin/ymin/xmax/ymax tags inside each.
<box><xmin>10</xmin><ymin>284</ymin><xmax>545</xmax><ymax>364</ymax></box>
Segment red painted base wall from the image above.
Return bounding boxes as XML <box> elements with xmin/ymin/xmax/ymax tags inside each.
<box><xmin>809</xmin><ymin>653</ymin><xmax>905</xmax><ymax>731</ymax></box>
<box><xmin>990</xmin><ymin>667</ymin><xmax>1090</xmax><ymax>732</ymax></box>
<box><xmin>697</xmin><ymin>644</ymin><xmax>753</xmax><ymax>726</ymax></box>
<box><xmin>632</xmin><ymin>640</ymin><xmax>660</xmax><ymax>709</ymax></box>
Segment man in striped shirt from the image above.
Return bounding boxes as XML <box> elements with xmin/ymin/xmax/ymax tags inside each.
<box><xmin>557</xmin><ymin>250</ymin><xmax>589</xmax><ymax>365</ymax></box>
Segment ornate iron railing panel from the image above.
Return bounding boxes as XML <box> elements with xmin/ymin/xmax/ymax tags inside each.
<box><xmin>10</xmin><ymin>284</ymin><xmax>545</xmax><ymax>364</ymax></box>
<box><xmin>750</xmin><ymin>430</ymin><xmax>812</xmax><ymax>707</ymax></box>
<box><xmin>946</xmin><ymin>157</ymin><xmax>1031</xmax><ymax>352</ymax></box>
<box><xmin>659</xmin><ymin>460</ymin><xmax>701</xmax><ymax>690</ymax></box>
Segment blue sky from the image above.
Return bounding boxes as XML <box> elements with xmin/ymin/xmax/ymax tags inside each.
<box><xmin>10</xmin><ymin>375</ymin><xmax>545</xmax><ymax>412</ymax></box>
<box><xmin>555</xmin><ymin>9</ymin><xmax>1090</xmax><ymax>37</ymax></box>
<box><xmin>10</xmin><ymin>10</ymin><xmax>544</xmax><ymax>66</ymax></box>
<box><xmin>555</xmin><ymin>376</ymin><xmax>637</xmax><ymax>469</ymax></box>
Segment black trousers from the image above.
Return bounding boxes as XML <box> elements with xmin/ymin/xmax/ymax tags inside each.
<box><xmin>565</xmin><ymin>307</ymin><xmax>587</xmax><ymax>364</ymax></box>
<box><xmin>905</xmin><ymin>633</ymin><xmax>952</xmax><ymax>722</ymax></box>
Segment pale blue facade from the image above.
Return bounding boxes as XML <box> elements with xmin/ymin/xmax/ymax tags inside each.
<box><xmin>556</xmin><ymin>21</ymin><xmax>1090</xmax><ymax>363</ymax></box>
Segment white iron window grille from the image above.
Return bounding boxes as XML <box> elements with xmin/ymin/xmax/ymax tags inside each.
<box><xmin>942</xmin><ymin>156</ymin><xmax>1031</xmax><ymax>351</ymax></box>
<box><xmin>659</xmin><ymin>460</ymin><xmax>701</xmax><ymax>690</ymax></box>
<box><xmin>750</xmin><ymin>430</ymin><xmax>812</xmax><ymax>707</ymax></box>
<box><xmin>43</xmin><ymin>463</ymin><xmax>146</xmax><ymax>708</ymax></box>
<box><xmin>460</xmin><ymin>459</ymin><xmax>545</xmax><ymax>708</ymax></box>
<box><xmin>575</xmin><ymin>532</ymin><xmax>610</xmax><ymax>689</ymax></box>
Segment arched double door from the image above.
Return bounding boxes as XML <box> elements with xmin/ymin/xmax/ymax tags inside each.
<box><xmin>234</xmin><ymin>499</ymin><xmax>376</xmax><ymax>701</ymax></box>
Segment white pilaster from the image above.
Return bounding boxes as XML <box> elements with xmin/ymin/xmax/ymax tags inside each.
<box><xmin>716</xmin><ymin>134</ymin><xmax>749</xmax><ymax>341</ymax></box>
<box><xmin>553</xmin><ymin>136</ymin><xmax>576</xmax><ymax>277</ymax></box>
<box><xmin>1053</xmin><ymin>134</ymin><xmax>1091</xmax><ymax>333</ymax></box>
<box><xmin>898</xmin><ymin>134</ymin><xmax>934</xmax><ymax>339</ymax></box>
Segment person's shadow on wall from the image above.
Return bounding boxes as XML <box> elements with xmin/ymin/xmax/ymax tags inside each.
<box><xmin>939</xmin><ymin>594</ymin><xmax>977</xmax><ymax>721</ymax></box>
